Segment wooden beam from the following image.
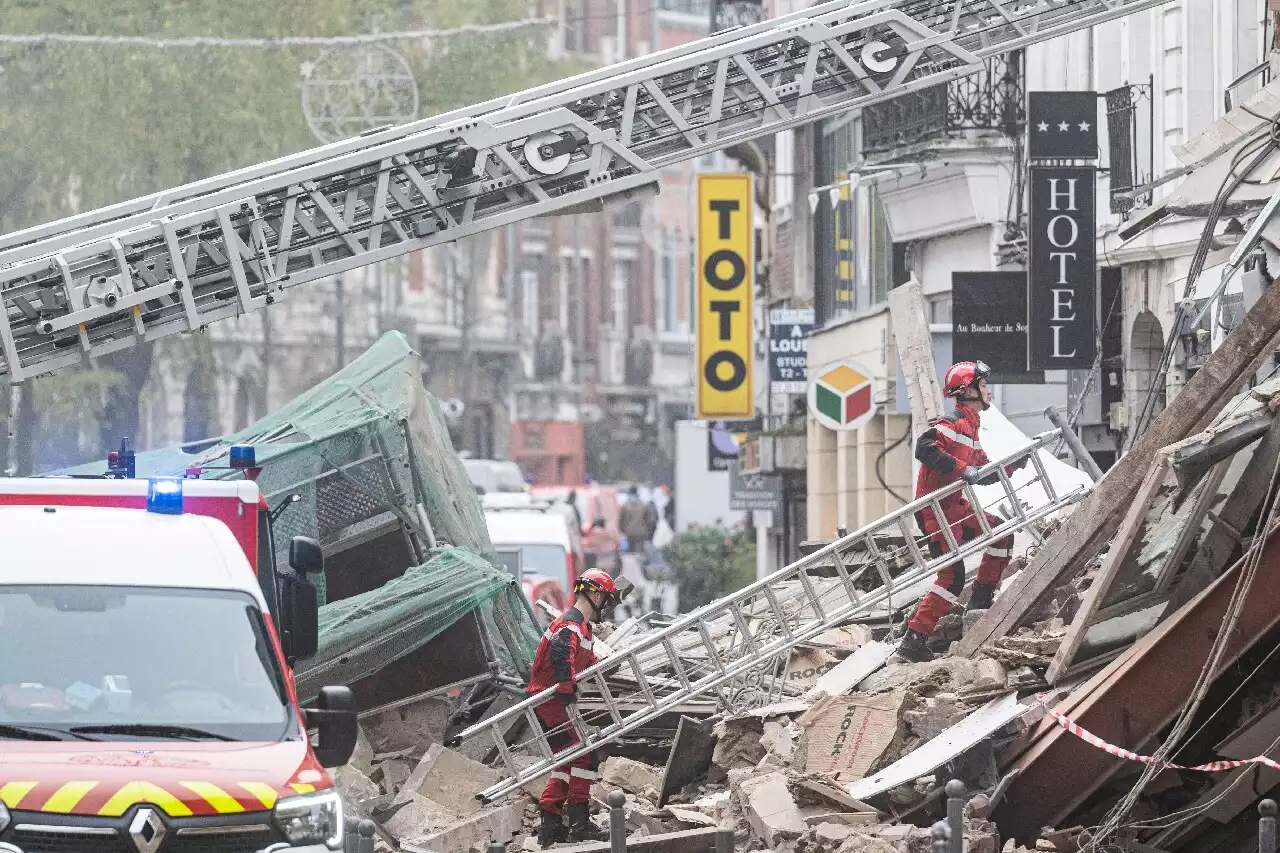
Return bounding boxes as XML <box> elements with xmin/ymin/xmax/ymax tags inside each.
<box><xmin>1044</xmin><ymin>458</ymin><xmax>1170</xmax><ymax>684</ymax></box>
<box><xmin>1168</xmin><ymin>414</ymin><xmax>1280</xmax><ymax>610</ymax></box>
<box><xmin>888</xmin><ymin>278</ymin><xmax>944</xmax><ymax>441</ymax></box>
<box><xmin>992</xmin><ymin>528</ymin><xmax>1280</xmax><ymax>843</ymax></box>
<box><xmin>1151</xmin><ymin>458</ymin><xmax>1232</xmax><ymax>596</ymax></box>
<box><xmin>957</xmin><ymin>280</ymin><xmax>1280</xmax><ymax>657</ymax></box>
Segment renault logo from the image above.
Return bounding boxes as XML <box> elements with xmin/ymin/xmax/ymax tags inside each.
<box><xmin>128</xmin><ymin>808</ymin><xmax>167</xmax><ymax>853</ymax></box>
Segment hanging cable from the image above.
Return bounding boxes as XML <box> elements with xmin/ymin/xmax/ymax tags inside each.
<box><xmin>876</xmin><ymin>415</ymin><xmax>913</xmax><ymax>505</ymax></box>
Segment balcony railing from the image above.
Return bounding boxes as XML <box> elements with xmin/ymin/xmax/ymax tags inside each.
<box><xmin>862</xmin><ymin>51</ymin><xmax>1025</xmax><ymax>155</ymax></box>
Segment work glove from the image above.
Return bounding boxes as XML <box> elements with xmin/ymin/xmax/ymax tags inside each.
<box><xmin>555</xmin><ymin>682</ymin><xmax>578</xmax><ymax>705</ymax></box>
<box><xmin>959</xmin><ymin>466</ymin><xmax>983</xmax><ymax>485</ymax></box>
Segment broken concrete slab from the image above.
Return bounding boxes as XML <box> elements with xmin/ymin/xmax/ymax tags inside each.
<box><xmin>601</xmin><ymin>756</ymin><xmax>663</xmax><ymax>800</ymax></box>
<box><xmin>659</xmin><ymin>715</ymin><xmax>716</xmax><ymax>806</ymax></box>
<box><xmin>809</xmin><ymin>624</ymin><xmax>874</xmax><ymax>651</ymax></box>
<box><xmin>550</xmin><ymin>827</ymin><xmax>722</xmax><ymax>853</ymax></box>
<box><xmin>364</xmin><ymin>696</ymin><xmax>453</xmax><ymax>757</ymax></box>
<box><xmin>805</xmin><ymin>641</ymin><xmax>895</xmax><ymax>702</ymax></box>
<box><xmin>399</xmin><ymin>801</ymin><xmax>523</xmax><ymax>852</ymax></box>
<box><xmin>760</xmin><ymin>720</ymin><xmax>800</xmax><ymax>765</ymax></box>
<box><xmin>382</xmin><ymin>792</ymin><xmax>456</xmax><ymax>841</ymax></box>
<box><xmin>397</xmin><ymin>743</ymin><xmax>502</xmax><ymax>816</ymax></box>
<box><xmin>803</xmin><ymin>812</ymin><xmax>881</xmax><ymax>828</ymax></box>
<box><xmin>846</xmin><ymin>692</ymin><xmax>1027</xmax><ymax>801</ymax></box>
<box><xmin>331</xmin><ymin>765</ymin><xmax>380</xmax><ymax>809</ymax></box>
<box><xmin>349</xmin><ymin>724</ymin><xmax>375</xmax><ymax>776</ymax></box>
<box><xmin>737</xmin><ymin>771</ymin><xmax>815</xmax><ymax>848</ymax></box>
<box><xmin>797</xmin><ymin>691</ymin><xmax>905</xmax><ymax>781</ymax></box>
<box><xmin>710</xmin><ymin>716</ymin><xmax>766</xmax><ymax>777</ymax></box>
<box><xmin>372</xmin><ymin>756</ymin><xmax>412</xmax><ymax>793</ymax></box>
<box><xmin>902</xmin><ymin>693</ymin><xmax>970</xmax><ymax>743</ymax></box>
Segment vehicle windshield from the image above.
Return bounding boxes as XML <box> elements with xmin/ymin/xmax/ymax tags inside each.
<box><xmin>499</xmin><ymin>544</ymin><xmax>569</xmax><ymax>590</ymax></box>
<box><xmin>0</xmin><ymin>585</ymin><xmax>294</xmax><ymax>742</ymax></box>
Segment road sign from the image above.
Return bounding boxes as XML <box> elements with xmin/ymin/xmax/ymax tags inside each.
<box><xmin>769</xmin><ymin>308</ymin><xmax>813</xmax><ymax>394</ymax></box>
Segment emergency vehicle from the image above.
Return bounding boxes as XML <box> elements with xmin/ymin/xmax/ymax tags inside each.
<box><xmin>0</xmin><ymin>449</ymin><xmax>358</xmax><ymax>852</ymax></box>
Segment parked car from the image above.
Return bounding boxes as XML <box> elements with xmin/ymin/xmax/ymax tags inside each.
<box><xmin>463</xmin><ymin>458</ymin><xmax>527</xmax><ymax>494</ymax></box>
<box><xmin>531</xmin><ymin>484</ymin><xmax>623</xmax><ymax>576</ymax></box>
<box><xmin>484</xmin><ymin>499</ymin><xmax>592</xmax><ymax>621</ymax></box>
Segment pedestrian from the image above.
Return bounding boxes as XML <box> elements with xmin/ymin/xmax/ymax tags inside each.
<box><xmin>530</xmin><ymin>569</ymin><xmax>620</xmax><ymax>846</ymax></box>
<box><xmin>619</xmin><ymin>485</ymin><xmax>658</xmax><ymax>553</ymax></box>
<box><xmin>897</xmin><ymin>360</ymin><xmax>1027</xmax><ymax>663</ymax></box>
<box><xmin>564</xmin><ymin>488</ymin><xmax>584</xmax><ymax>532</ymax></box>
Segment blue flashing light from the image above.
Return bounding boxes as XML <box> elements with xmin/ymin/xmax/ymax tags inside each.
<box><xmin>146</xmin><ymin>478</ymin><xmax>185</xmax><ymax>515</ymax></box>
<box><xmin>229</xmin><ymin>444</ymin><xmax>257</xmax><ymax>469</ymax></box>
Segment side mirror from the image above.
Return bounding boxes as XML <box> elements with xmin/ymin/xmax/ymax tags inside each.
<box><xmin>306</xmin><ymin>686</ymin><xmax>358</xmax><ymax>768</ymax></box>
<box><xmin>281</xmin><ymin>576</ymin><xmax>319</xmax><ymax>664</ymax></box>
<box><xmin>289</xmin><ymin>536</ymin><xmax>324</xmax><ymax>575</ymax></box>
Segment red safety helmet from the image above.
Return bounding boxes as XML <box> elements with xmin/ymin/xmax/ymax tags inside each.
<box><xmin>574</xmin><ymin>569</ymin><xmax>618</xmax><ymax>606</ymax></box>
<box><xmin>943</xmin><ymin>360</ymin><xmax>991</xmax><ymax>400</ymax></box>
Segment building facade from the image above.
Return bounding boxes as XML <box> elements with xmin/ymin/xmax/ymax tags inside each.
<box><xmin>135</xmin><ymin>0</ymin><xmax>711</xmax><ymax>488</ymax></box>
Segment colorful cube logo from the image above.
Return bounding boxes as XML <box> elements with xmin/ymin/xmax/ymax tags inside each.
<box><xmin>808</xmin><ymin>360</ymin><xmax>877</xmax><ymax>431</ymax></box>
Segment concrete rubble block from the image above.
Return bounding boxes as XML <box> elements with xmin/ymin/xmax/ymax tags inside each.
<box><xmin>372</xmin><ymin>756</ymin><xmax>413</xmax><ymax>794</ymax></box>
<box><xmin>810</xmin><ymin>624</ymin><xmax>873</xmax><ymax>652</ymax></box>
<box><xmin>348</xmin><ymin>724</ymin><xmax>376</xmax><ymax>776</ymax></box>
<box><xmin>396</xmin><ymin>743</ymin><xmax>503</xmax><ymax>816</ymax></box>
<box><xmin>736</xmin><ymin>771</ymin><xmax>828</xmax><ymax>848</ymax></box>
<box><xmin>966</xmin><ymin>659</ymin><xmax>1008</xmax><ymax>693</ymax></box>
<box><xmin>902</xmin><ymin>692</ymin><xmax>969</xmax><ymax>743</ymax></box>
<box><xmin>363</xmin><ymin>697</ymin><xmax>453</xmax><ymax>757</ymax></box>
<box><xmin>761</xmin><ymin>720</ymin><xmax>801</xmax><ymax>764</ymax></box>
<box><xmin>711</xmin><ymin>716</ymin><xmax>767</xmax><ymax>776</ymax></box>
<box><xmin>382</xmin><ymin>792</ymin><xmax>456</xmax><ymax>841</ymax></box>
<box><xmin>814</xmin><ymin>822</ymin><xmax>856</xmax><ymax>845</ymax></box>
<box><xmin>797</xmin><ymin>691</ymin><xmax>905</xmax><ymax>781</ymax></box>
<box><xmin>549</xmin><ymin>827</ymin><xmax>722</xmax><ymax>853</ymax></box>
<box><xmin>331</xmin><ymin>764</ymin><xmax>380</xmax><ymax>810</ymax></box>
<box><xmin>804</xmin><ymin>812</ymin><xmax>881</xmax><ymax>828</ymax></box>
<box><xmin>833</xmin><ymin>831</ymin><xmax>907</xmax><ymax>853</ymax></box>
<box><xmin>601</xmin><ymin>756</ymin><xmax>664</xmax><ymax>800</ymax></box>
<box><xmin>399</xmin><ymin>800</ymin><xmax>523</xmax><ymax>851</ymax></box>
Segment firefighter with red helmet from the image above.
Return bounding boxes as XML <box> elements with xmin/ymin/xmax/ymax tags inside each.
<box><xmin>529</xmin><ymin>568</ymin><xmax>619</xmax><ymax>847</ymax></box>
<box><xmin>897</xmin><ymin>360</ymin><xmax>1024</xmax><ymax>663</ymax></box>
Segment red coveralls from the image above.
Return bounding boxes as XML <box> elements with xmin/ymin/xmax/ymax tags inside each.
<box><xmin>906</xmin><ymin>401</ymin><xmax>1015</xmax><ymax>636</ymax></box>
<box><xmin>528</xmin><ymin>607</ymin><xmax>599</xmax><ymax>813</ymax></box>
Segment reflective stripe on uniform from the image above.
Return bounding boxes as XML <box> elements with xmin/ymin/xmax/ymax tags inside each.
<box><xmin>570</xmin><ymin>768</ymin><xmax>598</xmax><ymax>780</ymax></box>
<box><xmin>985</xmin><ymin>546</ymin><xmax>1012</xmax><ymax>558</ymax></box>
<box><xmin>550</xmin><ymin>772</ymin><xmax>571</xmax><ymax>783</ymax></box>
<box><xmin>932</xmin><ymin>423</ymin><xmax>977</xmax><ymax>449</ymax></box>
<box><xmin>929</xmin><ymin>585</ymin><xmax>960</xmax><ymax>605</ymax></box>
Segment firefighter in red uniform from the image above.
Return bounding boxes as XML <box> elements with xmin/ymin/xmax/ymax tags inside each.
<box><xmin>897</xmin><ymin>360</ymin><xmax>1024</xmax><ymax>663</ymax></box>
<box><xmin>530</xmin><ymin>569</ymin><xmax>620</xmax><ymax>847</ymax></box>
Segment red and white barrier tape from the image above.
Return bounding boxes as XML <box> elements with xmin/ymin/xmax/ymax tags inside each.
<box><xmin>1048</xmin><ymin>709</ymin><xmax>1280</xmax><ymax>773</ymax></box>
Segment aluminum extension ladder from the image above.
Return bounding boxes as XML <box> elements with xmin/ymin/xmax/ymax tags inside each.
<box><xmin>452</xmin><ymin>430</ymin><xmax>1087</xmax><ymax>803</ymax></box>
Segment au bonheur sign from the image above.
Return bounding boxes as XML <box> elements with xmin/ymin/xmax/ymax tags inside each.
<box><xmin>1028</xmin><ymin>167</ymin><xmax>1097</xmax><ymax>370</ymax></box>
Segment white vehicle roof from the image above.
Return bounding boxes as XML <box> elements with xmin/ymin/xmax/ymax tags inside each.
<box><xmin>0</xmin><ymin>477</ymin><xmax>260</xmax><ymax>504</ymax></box>
<box><xmin>0</xmin><ymin>505</ymin><xmax>266</xmax><ymax>606</ymax></box>
<box><xmin>485</xmin><ymin>509</ymin><xmax>572</xmax><ymax>549</ymax></box>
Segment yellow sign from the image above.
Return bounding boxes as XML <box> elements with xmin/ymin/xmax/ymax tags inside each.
<box><xmin>695</xmin><ymin>174</ymin><xmax>754</xmax><ymax>419</ymax></box>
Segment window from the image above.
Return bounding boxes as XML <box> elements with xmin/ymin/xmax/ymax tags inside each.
<box><xmin>611</xmin><ymin>259</ymin><xmax>634</xmax><ymax>332</ymax></box>
<box><xmin>656</xmin><ymin>0</ymin><xmax>710</xmax><ymax>13</ymax></box>
<box><xmin>521</xmin><ymin>268</ymin><xmax>540</xmax><ymax>338</ymax></box>
<box><xmin>661</xmin><ymin>231</ymin><xmax>681</xmax><ymax>333</ymax></box>
<box><xmin>814</xmin><ymin>120</ymin><xmax>854</xmax><ymax>327</ymax></box>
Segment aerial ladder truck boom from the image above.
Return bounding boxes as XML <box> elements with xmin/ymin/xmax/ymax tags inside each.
<box><xmin>0</xmin><ymin>0</ymin><xmax>1173</xmax><ymax>383</ymax></box>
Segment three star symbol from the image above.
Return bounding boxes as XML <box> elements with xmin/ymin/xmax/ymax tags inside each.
<box><xmin>1036</xmin><ymin>120</ymin><xmax>1092</xmax><ymax>132</ymax></box>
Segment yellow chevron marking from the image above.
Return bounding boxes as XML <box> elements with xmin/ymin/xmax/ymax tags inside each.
<box><xmin>99</xmin><ymin>782</ymin><xmax>194</xmax><ymax>818</ymax></box>
<box><xmin>180</xmin><ymin>781</ymin><xmax>243</xmax><ymax>814</ymax></box>
<box><xmin>0</xmin><ymin>782</ymin><xmax>37</xmax><ymax>809</ymax></box>
<box><xmin>238</xmin><ymin>782</ymin><xmax>279</xmax><ymax>809</ymax></box>
<box><xmin>43</xmin><ymin>781</ymin><xmax>97</xmax><ymax>813</ymax></box>
<box><xmin>289</xmin><ymin>783</ymin><xmax>316</xmax><ymax>795</ymax></box>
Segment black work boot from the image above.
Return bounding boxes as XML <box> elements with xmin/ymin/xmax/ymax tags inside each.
<box><xmin>565</xmin><ymin>802</ymin><xmax>608</xmax><ymax>842</ymax></box>
<box><xmin>537</xmin><ymin>809</ymin><xmax>566</xmax><ymax>848</ymax></box>
<box><xmin>896</xmin><ymin>628</ymin><xmax>935</xmax><ymax>663</ymax></box>
<box><xmin>968</xmin><ymin>581</ymin><xmax>997</xmax><ymax>610</ymax></box>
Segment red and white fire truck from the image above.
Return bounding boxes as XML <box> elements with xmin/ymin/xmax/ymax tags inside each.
<box><xmin>0</xmin><ymin>442</ymin><xmax>358</xmax><ymax>852</ymax></box>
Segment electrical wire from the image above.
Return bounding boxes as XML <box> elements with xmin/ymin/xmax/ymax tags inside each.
<box><xmin>0</xmin><ymin>19</ymin><xmax>558</xmax><ymax>48</ymax></box>
<box><xmin>1086</xmin><ymin>442</ymin><xmax>1280</xmax><ymax>849</ymax></box>
<box><xmin>876</xmin><ymin>414</ymin><xmax>913</xmax><ymax>505</ymax></box>
<box><xmin>1125</xmin><ymin>127</ymin><xmax>1280</xmax><ymax>448</ymax></box>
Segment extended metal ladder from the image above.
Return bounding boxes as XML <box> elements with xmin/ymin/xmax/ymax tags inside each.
<box><xmin>451</xmin><ymin>431</ymin><xmax>1087</xmax><ymax>803</ymax></box>
<box><xmin>0</xmin><ymin>0</ymin><xmax>1175</xmax><ymax>381</ymax></box>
